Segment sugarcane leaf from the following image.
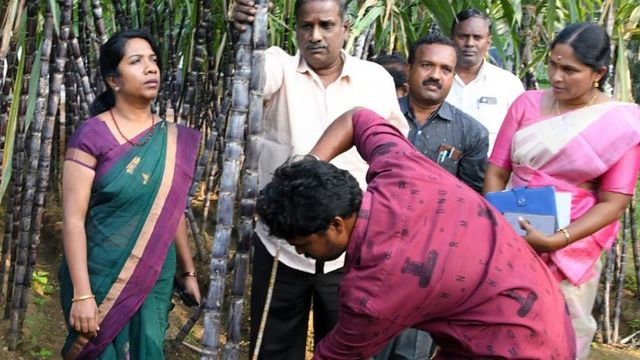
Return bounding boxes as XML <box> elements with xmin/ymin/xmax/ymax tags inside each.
<box><xmin>352</xmin><ymin>5</ymin><xmax>383</xmax><ymax>35</ymax></box>
<box><xmin>24</xmin><ymin>41</ymin><xmax>42</xmax><ymax>132</ymax></box>
<box><xmin>498</xmin><ymin>0</ymin><xmax>521</xmax><ymax>25</ymax></box>
<box><xmin>0</xmin><ymin>12</ymin><xmax>27</xmax><ymax>202</ymax></box>
<box><xmin>546</xmin><ymin>0</ymin><xmax>557</xmax><ymax>34</ymax></box>
<box><xmin>422</xmin><ymin>0</ymin><xmax>456</xmax><ymax>36</ymax></box>
<box><xmin>47</xmin><ymin>0</ymin><xmax>60</xmax><ymax>35</ymax></box>
<box><xmin>399</xmin><ymin>11</ymin><xmax>417</xmax><ymax>46</ymax></box>
<box><xmin>519</xmin><ymin>50</ymin><xmax>547</xmax><ymax>78</ymax></box>
<box><xmin>614</xmin><ymin>27</ymin><xmax>633</xmax><ymax>102</ymax></box>
<box><xmin>625</xmin><ymin>5</ymin><xmax>640</xmax><ymax>34</ymax></box>
<box><xmin>346</xmin><ymin>4</ymin><xmax>383</xmax><ymax>53</ymax></box>
<box><xmin>567</xmin><ymin>0</ymin><xmax>580</xmax><ymax>22</ymax></box>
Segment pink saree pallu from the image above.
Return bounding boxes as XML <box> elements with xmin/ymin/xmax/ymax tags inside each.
<box><xmin>509</xmin><ymin>101</ymin><xmax>640</xmax><ymax>285</ymax></box>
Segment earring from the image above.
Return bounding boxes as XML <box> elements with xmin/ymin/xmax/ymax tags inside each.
<box><xmin>114</xmin><ymin>86</ymin><xmax>120</xmax><ymax>92</ymax></box>
<box><xmin>593</xmin><ymin>80</ymin><xmax>599</xmax><ymax>88</ymax></box>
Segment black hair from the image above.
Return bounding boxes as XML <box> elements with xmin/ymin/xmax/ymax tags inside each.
<box><xmin>257</xmin><ymin>158</ymin><xmax>362</xmax><ymax>240</ymax></box>
<box><xmin>90</xmin><ymin>29</ymin><xmax>161</xmax><ymax>116</ymax></box>
<box><xmin>451</xmin><ymin>8</ymin><xmax>492</xmax><ymax>35</ymax></box>
<box><xmin>294</xmin><ymin>0</ymin><xmax>348</xmax><ymax>21</ymax></box>
<box><xmin>386</xmin><ymin>67</ymin><xmax>408</xmax><ymax>89</ymax></box>
<box><xmin>551</xmin><ymin>22</ymin><xmax>610</xmax><ymax>90</ymax></box>
<box><xmin>408</xmin><ymin>34</ymin><xmax>455</xmax><ymax>65</ymax></box>
<box><xmin>373</xmin><ymin>53</ymin><xmax>407</xmax><ymax>66</ymax></box>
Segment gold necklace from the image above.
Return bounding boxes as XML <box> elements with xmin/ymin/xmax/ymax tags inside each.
<box><xmin>109</xmin><ymin>109</ymin><xmax>155</xmax><ymax>147</ymax></box>
<box><xmin>554</xmin><ymin>91</ymin><xmax>600</xmax><ymax>115</ymax></box>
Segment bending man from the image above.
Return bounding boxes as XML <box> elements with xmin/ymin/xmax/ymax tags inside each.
<box><xmin>257</xmin><ymin>107</ymin><xmax>576</xmax><ymax>359</ymax></box>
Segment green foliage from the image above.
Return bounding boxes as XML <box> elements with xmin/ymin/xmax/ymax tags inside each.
<box><xmin>32</xmin><ymin>270</ymin><xmax>54</xmax><ymax>297</ymax></box>
<box><xmin>628</xmin><ymin>318</ymin><xmax>640</xmax><ymax>333</ymax></box>
<box><xmin>30</xmin><ymin>347</ymin><xmax>53</xmax><ymax>359</ymax></box>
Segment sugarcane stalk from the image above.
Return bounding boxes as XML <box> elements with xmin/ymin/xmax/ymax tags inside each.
<box><xmin>630</xmin><ymin>199</ymin><xmax>640</xmax><ymax>299</ymax></box>
<box><xmin>179</xmin><ymin>0</ymin><xmax>209</xmax><ymax>126</ymax></box>
<box><xmin>50</xmin><ymin>0</ymin><xmax>71</xmax><ymax>190</ymax></box>
<box><xmin>0</xmin><ymin>40</ymin><xmax>17</xmax><ymax>295</ymax></box>
<box><xmin>613</xmin><ymin>209</ymin><xmax>630</xmax><ymax>343</ymax></box>
<box><xmin>9</xmin><ymin>9</ymin><xmax>53</xmax><ymax>350</ymax></box>
<box><xmin>144</xmin><ymin>0</ymin><xmax>154</xmax><ymax>32</ymax></box>
<box><xmin>67</xmin><ymin>29</ymin><xmax>95</xmax><ymax>116</ymax></box>
<box><xmin>90</xmin><ymin>1</ymin><xmax>107</xmax><ymax>46</ymax></box>
<box><xmin>4</xmin><ymin>0</ymin><xmax>37</xmax><ymax>322</ymax></box>
<box><xmin>224</xmin><ymin>2</ymin><xmax>267</xmax><ymax>358</ymax></box>
<box><xmin>519</xmin><ymin>4</ymin><xmax>538</xmax><ymax>89</ymax></box>
<box><xmin>112</xmin><ymin>0</ymin><xmax>129</xmax><ymax>29</ymax></box>
<box><xmin>157</xmin><ymin>4</ymin><xmax>174</xmax><ymax>119</ymax></box>
<box><xmin>201</xmin><ymin>2</ymin><xmax>263</xmax><ymax>355</ymax></box>
<box><xmin>603</xmin><ymin>243</ymin><xmax>616</xmax><ymax>343</ymax></box>
<box><xmin>200</xmin><ymin>139</ymin><xmax>221</xmax><ymax>235</ymax></box>
<box><xmin>6</xmin><ymin>0</ymin><xmax>38</xmax><ymax>344</ymax></box>
<box><xmin>362</xmin><ymin>23</ymin><xmax>376</xmax><ymax>60</ymax></box>
<box><xmin>187</xmin><ymin>126</ymin><xmax>220</xmax><ymax>259</ymax></box>
<box><xmin>170</xmin><ymin>304</ymin><xmax>206</xmax><ymax>351</ymax></box>
<box><xmin>170</xmin><ymin>7</ymin><xmax>189</xmax><ymax>118</ymax></box>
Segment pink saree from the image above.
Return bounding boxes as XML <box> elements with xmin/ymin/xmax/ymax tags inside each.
<box><xmin>496</xmin><ymin>93</ymin><xmax>640</xmax><ymax>285</ymax></box>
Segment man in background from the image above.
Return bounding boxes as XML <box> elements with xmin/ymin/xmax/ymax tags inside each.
<box><xmin>400</xmin><ymin>34</ymin><xmax>488</xmax><ymax>193</ymax></box>
<box><xmin>446</xmin><ymin>9</ymin><xmax>524</xmax><ymax>153</ymax></box>
<box><xmin>373</xmin><ymin>53</ymin><xmax>409</xmax><ymax>97</ymax></box>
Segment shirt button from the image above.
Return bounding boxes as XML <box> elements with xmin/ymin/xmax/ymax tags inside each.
<box><xmin>418</xmin><ymin>130</ymin><xmax>422</xmax><ymax>135</ymax></box>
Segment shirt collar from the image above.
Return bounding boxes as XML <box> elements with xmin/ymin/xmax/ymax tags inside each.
<box><xmin>296</xmin><ymin>49</ymin><xmax>352</xmax><ymax>80</ymax></box>
<box><xmin>454</xmin><ymin>59</ymin><xmax>489</xmax><ymax>85</ymax></box>
<box><xmin>399</xmin><ymin>96</ymin><xmax>453</xmax><ymax>122</ymax></box>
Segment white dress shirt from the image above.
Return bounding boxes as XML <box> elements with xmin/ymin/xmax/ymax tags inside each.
<box><xmin>446</xmin><ymin>60</ymin><xmax>524</xmax><ymax>153</ymax></box>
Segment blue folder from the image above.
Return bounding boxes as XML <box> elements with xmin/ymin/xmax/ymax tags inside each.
<box><xmin>485</xmin><ymin>186</ymin><xmax>558</xmax><ymax>231</ymax></box>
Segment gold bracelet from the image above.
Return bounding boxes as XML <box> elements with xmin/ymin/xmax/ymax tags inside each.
<box><xmin>182</xmin><ymin>271</ymin><xmax>196</xmax><ymax>277</ymax></box>
<box><xmin>72</xmin><ymin>294</ymin><xmax>95</xmax><ymax>302</ymax></box>
<box><xmin>556</xmin><ymin>228</ymin><xmax>571</xmax><ymax>246</ymax></box>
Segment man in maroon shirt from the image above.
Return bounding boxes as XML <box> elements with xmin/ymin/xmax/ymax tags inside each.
<box><xmin>257</xmin><ymin>107</ymin><xmax>576</xmax><ymax>359</ymax></box>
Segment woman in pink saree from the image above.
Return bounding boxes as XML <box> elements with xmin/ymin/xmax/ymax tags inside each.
<box><xmin>484</xmin><ymin>23</ymin><xmax>640</xmax><ymax>359</ymax></box>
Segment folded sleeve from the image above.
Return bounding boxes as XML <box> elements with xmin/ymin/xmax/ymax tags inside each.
<box><xmin>352</xmin><ymin>108</ymin><xmax>414</xmax><ymax>164</ymax></box>
<box><xmin>65</xmin><ymin>120</ymin><xmax>101</xmax><ymax>170</ymax></box>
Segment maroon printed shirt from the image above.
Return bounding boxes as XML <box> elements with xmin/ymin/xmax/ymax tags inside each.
<box><xmin>315</xmin><ymin>109</ymin><xmax>576</xmax><ymax>359</ymax></box>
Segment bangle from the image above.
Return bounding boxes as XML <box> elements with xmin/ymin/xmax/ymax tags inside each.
<box><xmin>556</xmin><ymin>228</ymin><xmax>571</xmax><ymax>246</ymax></box>
<box><xmin>307</xmin><ymin>153</ymin><xmax>320</xmax><ymax>161</ymax></box>
<box><xmin>182</xmin><ymin>271</ymin><xmax>196</xmax><ymax>278</ymax></box>
<box><xmin>72</xmin><ymin>294</ymin><xmax>95</xmax><ymax>302</ymax></box>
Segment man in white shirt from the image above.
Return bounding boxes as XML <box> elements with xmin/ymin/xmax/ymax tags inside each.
<box><xmin>446</xmin><ymin>9</ymin><xmax>524</xmax><ymax>153</ymax></box>
<box><xmin>233</xmin><ymin>0</ymin><xmax>407</xmax><ymax>358</ymax></box>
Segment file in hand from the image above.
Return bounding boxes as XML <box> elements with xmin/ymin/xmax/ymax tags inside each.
<box><xmin>503</xmin><ymin>212</ymin><xmax>556</xmax><ymax>236</ymax></box>
<box><xmin>485</xmin><ymin>186</ymin><xmax>558</xmax><ymax>234</ymax></box>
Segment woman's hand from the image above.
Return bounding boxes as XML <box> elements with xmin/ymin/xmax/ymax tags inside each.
<box><xmin>183</xmin><ymin>276</ymin><xmax>202</xmax><ymax>305</ymax></box>
<box><xmin>69</xmin><ymin>298</ymin><xmax>100</xmax><ymax>337</ymax></box>
<box><xmin>518</xmin><ymin>217</ymin><xmax>565</xmax><ymax>252</ymax></box>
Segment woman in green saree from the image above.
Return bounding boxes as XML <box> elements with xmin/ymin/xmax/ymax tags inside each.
<box><xmin>60</xmin><ymin>29</ymin><xmax>201</xmax><ymax>359</ymax></box>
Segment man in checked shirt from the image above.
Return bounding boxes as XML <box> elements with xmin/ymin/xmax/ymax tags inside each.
<box><xmin>400</xmin><ymin>34</ymin><xmax>488</xmax><ymax>193</ymax></box>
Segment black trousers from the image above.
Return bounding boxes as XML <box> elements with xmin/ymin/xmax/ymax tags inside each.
<box><xmin>250</xmin><ymin>238</ymin><xmax>343</xmax><ymax>360</ymax></box>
